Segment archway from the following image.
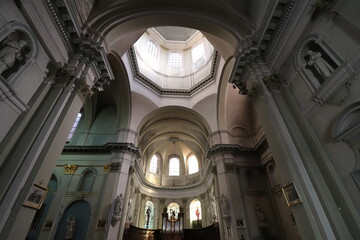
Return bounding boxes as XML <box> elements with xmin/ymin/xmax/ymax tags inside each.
<box><xmin>54</xmin><ymin>200</ymin><xmax>91</xmax><ymax>240</ymax></box>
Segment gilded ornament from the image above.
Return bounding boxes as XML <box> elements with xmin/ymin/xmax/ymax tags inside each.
<box><xmin>64</xmin><ymin>164</ymin><xmax>78</xmax><ymax>174</ymax></box>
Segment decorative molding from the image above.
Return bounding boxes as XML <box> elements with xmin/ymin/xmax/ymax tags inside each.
<box><xmin>75</xmin><ymin>77</ymin><xmax>94</xmax><ymax>100</ymax></box>
<box><xmin>312</xmin><ymin>81</ymin><xmax>351</xmax><ymax>106</ymax></box>
<box><xmin>312</xmin><ymin>0</ymin><xmax>337</xmax><ymax>12</ymax></box>
<box><xmin>332</xmin><ymin>102</ymin><xmax>360</xmax><ymax>147</ymax></box>
<box><xmin>0</xmin><ymin>76</ymin><xmax>29</xmax><ymax>113</ymax></box>
<box><xmin>108</xmin><ymin>162</ymin><xmax>121</xmax><ymax>173</ymax></box>
<box><xmin>261</xmin><ymin>0</ymin><xmax>297</xmax><ymax>61</ymax></box>
<box><xmin>103</xmin><ymin>163</ymin><xmax>110</xmax><ymax>173</ymax></box>
<box><xmin>206</xmin><ymin>139</ymin><xmax>268</xmax><ymax>158</ymax></box>
<box><xmin>128</xmin><ymin>47</ymin><xmax>219</xmax><ymax>96</ymax></box>
<box><xmin>230</xmin><ymin>48</ymin><xmax>263</xmax><ymax>95</ymax></box>
<box><xmin>45</xmin><ymin>0</ymin><xmax>113</xmax><ymax>90</ymax></box>
<box><xmin>62</xmin><ymin>142</ymin><xmax>141</xmax><ymax>157</ymax></box>
<box><xmin>229</xmin><ymin>0</ymin><xmax>296</xmax><ymax>92</ymax></box>
<box><xmin>247</xmin><ymin>83</ymin><xmax>261</xmax><ymax>103</ymax></box>
<box><xmin>133</xmin><ymin>159</ymin><xmax>214</xmax><ymax>191</ymax></box>
<box><xmin>44</xmin><ymin>61</ymin><xmax>62</xmax><ymax>84</ymax></box>
<box><xmin>262</xmin><ymin>71</ymin><xmax>286</xmax><ymax>91</ymax></box>
<box><xmin>64</xmin><ymin>164</ymin><xmax>78</xmax><ymax>174</ymax></box>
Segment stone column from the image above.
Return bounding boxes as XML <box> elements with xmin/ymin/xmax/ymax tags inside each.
<box><xmin>0</xmin><ymin>63</ymin><xmax>86</xmax><ymax>238</ymax></box>
<box><xmin>253</xmin><ymin>72</ymin><xmax>339</xmax><ymax>239</ymax></box>
<box><xmin>101</xmin><ymin>143</ymin><xmax>139</xmax><ymax>240</ymax></box>
<box><xmin>207</xmin><ymin>145</ymin><xmax>246</xmax><ymax>240</ymax></box>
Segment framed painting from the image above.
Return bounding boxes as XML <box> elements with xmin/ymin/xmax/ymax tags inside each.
<box><xmin>282</xmin><ymin>182</ymin><xmax>301</xmax><ymax>206</ymax></box>
<box><xmin>23</xmin><ymin>184</ymin><xmax>47</xmax><ymax>209</ymax></box>
<box><xmin>236</xmin><ymin>219</ymin><xmax>245</xmax><ymax>228</ymax></box>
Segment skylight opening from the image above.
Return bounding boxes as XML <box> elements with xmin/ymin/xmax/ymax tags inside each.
<box><xmin>146</xmin><ymin>40</ymin><xmax>159</xmax><ymax>61</ymax></box>
<box><xmin>192</xmin><ymin>43</ymin><xmax>205</xmax><ymax>63</ymax></box>
<box><xmin>169</xmin><ymin>52</ymin><xmax>183</xmax><ymax>68</ymax></box>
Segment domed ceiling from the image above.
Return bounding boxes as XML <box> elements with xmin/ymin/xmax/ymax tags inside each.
<box><xmin>130</xmin><ymin>26</ymin><xmax>218</xmax><ymax>96</ymax></box>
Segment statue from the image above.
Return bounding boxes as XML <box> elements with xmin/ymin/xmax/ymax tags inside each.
<box><xmin>111</xmin><ymin>194</ymin><xmax>123</xmax><ymax>226</ymax></box>
<box><xmin>220</xmin><ymin>194</ymin><xmax>229</xmax><ymax>216</ymax></box>
<box><xmin>305</xmin><ymin>50</ymin><xmax>334</xmax><ymax>79</ymax></box>
<box><xmin>65</xmin><ymin>216</ymin><xmax>76</xmax><ymax>239</ymax></box>
<box><xmin>0</xmin><ymin>39</ymin><xmax>28</xmax><ymax>74</ymax></box>
<box><xmin>114</xmin><ymin>194</ymin><xmax>123</xmax><ymax>216</ymax></box>
<box><xmin>255</xmin><ymin>204</ymin><xmax>266</xmax><ymax>226</ymax></box>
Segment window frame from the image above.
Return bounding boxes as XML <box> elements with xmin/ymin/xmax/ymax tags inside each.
<box><xmin>188</xmin><ymin>154</ymin><xmax>199</xmax><ymax>174</ymax></box>
<box><xmin>168</xmin><ymin>156</ymin><xmax>180</xmax><ymax>176</ymax></box>
<box><xmin>149</xmin><ymin>154</ymin><xmax>159</xmax><ymax>174</ymax></box>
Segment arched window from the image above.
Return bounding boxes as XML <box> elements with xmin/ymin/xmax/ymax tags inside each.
<box><xmin>147</xmin><ymin>40</ymin><xmax>159</xmax><ymax>60</ymax></box>
<box><xmin>190</xmin><ymin>199</ymin><xmax>202</xmax><ymax>227</ymax></box>
<box><xmin>167</xmin><ymin>202</ymin><xmax>180</xmax><ymax>219</ymax></box>
<box><xmin>78</xmin><ymin>168</ymin><xmax>96</xmax><ymax>191</ymax></box>
<box><xmin>169</xmin><ymin>157</ymin><xmax>180</xmax><ymax>176</ymax></box>
<box><xmin>144</xmin><ymin>201</ymin><xmax>155</xmax><ymax>229</ymax></box>
<box><xmin>169</xmin><ymin>52</ymin><xmax>182</xmax><ymax>67</ymax></box>
<box><xmin>192</xmin><ymin>43</ymin><xmax>204</xmax><ymax>63</ymax></box>
<box><xmin>67</xmin><ymin>112</ymin><xmax>82</xmax><ymax>141</ymax></box>
<box><xmin>188</xmin><ymin>154</ymin><xmax>199</xmax><ymax>174</ymax></box>
<box><xmin>149</xmin><ymin>154</ymin><xmax>158</xmax><ymax>174</ymax></box>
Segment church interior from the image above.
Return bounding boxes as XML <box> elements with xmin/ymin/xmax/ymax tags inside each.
<box><xmin>0</xmin><ymin>0</ymin><xmax>359</xmax><ymax>239</ymax></box>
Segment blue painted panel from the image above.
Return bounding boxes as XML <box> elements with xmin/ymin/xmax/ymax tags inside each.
<box><xmin>54</xmin><ymin>200</ymin><xmax>91</xmax><ymax>240</ymax></box>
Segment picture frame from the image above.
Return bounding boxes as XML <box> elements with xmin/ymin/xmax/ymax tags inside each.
<box><xmin>23</xmin><ymin>184</ymin><xmax>48</xmax><ymax>209</ymax></box>
<box><xmin>42</xmin><ymin>219</ymin><xmax>54</xmax><ymax>230</ymax></box>
<box><xmin>236</xmin><ymin>219</ymin><xmax>245</xmax><ymax>228</ymax></box>
<box><xmin>282</xmin><ymin>182</ymin><xmax>301</xmax><ymax>206</ymax></box>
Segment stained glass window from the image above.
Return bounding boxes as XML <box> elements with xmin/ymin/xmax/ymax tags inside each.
<box><xmin>190</xmin><ymin>199</ymin><xmax>201</xmax><ymax>226</ymax></box>
<box><xmin>144</xmin><ymin>201</ymin><xmax>155</xmax><ymax>229</ymax></box>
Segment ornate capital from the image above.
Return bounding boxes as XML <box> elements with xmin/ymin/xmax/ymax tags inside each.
<box><xmin>64</xmin><ymin>164</ymin><xmax>78</xmax><ymax>174</ymax></box>
<box><xmin>44</xmin><ymin>61</ymin><xmax>62</xmax><ymax>84</ymax></box>
<box><xmin>75</xmin><ymin>77</ymin><xmax>94</xmax><ymax>100</ymax></box>
<box><xmin>262</xmin><ymin>71</ymin><xmax>286</xmax><ymax>91</ymax></box>
<box><xmin>109</xmin><ymin>162</ymin><xmax>121</xmax><ymax>172</ymax></box>
<box><xmin>247</xmin><ymin>82</ymin><xmax>262</xmax><ymax>103</ymax></box>
<box><xmin>312</xmin><ymin>0</ymin><xmax>337</xmax><ymax>12</ymax></box>
<box><xmin>104</xmin><ymin>162</ymin><xmax>122</xmax><ymax>173</ymax></box>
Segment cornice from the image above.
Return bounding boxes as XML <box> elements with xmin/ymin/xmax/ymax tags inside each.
<box><xmin>128</xmin><ymin>47</ymin><xmax>218</xmax><ymax>96</ymax></box>
<box><xmin>206</xmin><ymin>138</ymin><xmax>268</xmax><ymax>157</ymax></box>
<box><xmin>206</xmin><ymin>144</ymin><xmax>254</xmax><ymax>158</ymax></box>
<box><xmin>45</xmin><ymin>0</ymin><xmax>113</xmax><ymax>90</ymax></box>
<box><xmin>62</xmin><ymin>142</ymin><xmax>141</xmax><ymax>157</ymax></box>
<box><xmin>133</xmin><ymin>159</ymin><xmax>214</xmax><ymax>191</ymax></box>
<box><xmin>229</xmin><ymin>0</ymin><xmax>296</xmax><ymax>94</ymax></box>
